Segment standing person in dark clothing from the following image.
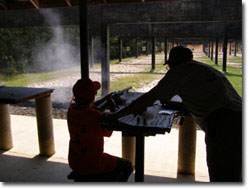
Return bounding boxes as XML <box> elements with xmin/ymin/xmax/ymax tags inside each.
<box><xmin>103</xmin><ymin>46</ymin><xmax>242</xmax><ymax>182</ymax></box>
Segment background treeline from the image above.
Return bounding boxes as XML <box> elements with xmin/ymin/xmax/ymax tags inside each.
<box><xmin>0</xmin><ymin>26</ymin><xmax>162</xmax><ymax>77</ymax></box>
<box><xmin>0</xmin><ymin>26</ymin><xmax>79</xmax><ymax>77</ymax></box>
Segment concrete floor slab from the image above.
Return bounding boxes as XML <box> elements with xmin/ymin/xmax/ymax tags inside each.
<box><xmin>0</xmin><ymin>115</ymin><xmax>209</xmax><ymax>183</ymax></box>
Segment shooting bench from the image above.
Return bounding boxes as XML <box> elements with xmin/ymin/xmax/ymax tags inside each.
<box><xmin>0</xmin><ymin>86</ymin><xmax>55</xmax><ymax>156</ymax></box>
<box><xmin>102</xmin><ymin>92</ymin><xmax>197</xmax><ymax>182</ymax></box>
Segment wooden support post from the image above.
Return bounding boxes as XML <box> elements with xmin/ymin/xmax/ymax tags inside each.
<box><xmin>240</xmin><ymin>42</ymin><xmax>242</xmax><ymax>54</ymax></box>
<box><xmin>206</xmin><ymin>42</ymin><xmax>209</xmax><ymax>56</ymax></box>
<box><xmin>89</xmin><ymin>36</ymin><xmax>94</xmax><ymax>68</ymax></box>
<box><xmin>124</xmin><ymin>38</ymin><xmax>127</xmax><ymax>58</ymax></box>
<box><xmin>203</xmin><ymin>43</ymin><xmax>207</xmax><ymax>55</ymax></box>
<box><xmin>234</xmin><ymin>42</ymin><xmax>237</xmax><ymax>57</ymax></box>
<box><xmin>223</xmin><ymin>35</ymin><xmax>228</xmax><ymax>72</ymax></box>
<box><xmin>119</xmin><ymin>38</ymin><xmax>122</xmax><ymax>62</ymax></box>
<box><xmin>208</xmin><ymin>41</ymin><xmax>210</xmax><ymax>58</ymax></box>
<box><xmin>164</xmin><ymin>38</ymin><xmax>168</xmax><ymax>64</ymax></box>
<box><xmin>146</xmin><ymin>40</ymin><xmax>149</xmax><ymax>56</ymax></box>
<box><xmin>177</xmin><ymin>116</ymin><xmax>197</xmax><ymax>175</ymax></box>
<box><xmin>79</xmin><ymin>0</ymin><xmax>89</xmax><ymax>78</ymax></box>
<box><xmin>0</xmin><ymin>103</ymin><xmax>13</xmax><ymax>150</ymax></box>
<box><xmin>219</xmin><ymin>42</ymin><xmax>222</xmax><ymax>52</ymax></box>
<box><xmin>35</xmin><ymin>96</ymin><xmax>55</xmax><ymax>156</ymax></box>
<box><xmin>211</xmin><ymin>41</ymin><xmax>214</xmax><ymax>61</ymax></box>
<box><xmin>151</xmin><ymin>36</ymin><xmax>156</xmax><ymax>71</ymax></box>
<box><xmin>135</xmin><ymin>38</ymin><xmax>138</xmax><ymax>58</ymax></box>
<box><xmin>159</xmin><ymin>41</ymin><xmax>162</xmax><ymax>52</ymax></box>
<box><xmin>229</xmin><ymin>42</ymin><xmax>232</xmax><ymax>55</ymax></box>
<box><xmin>122</xmin><ymin>133</ymin><xmax>135</xmax><ymax>167</ymax></box>
<box><xmin>101</xmin><ymin>24</ymin><xmax>110</xmax><ymax>96</ymax></box>
<box><xmin>215</xmin><ymin>37</ymin><xmax>219</xmax><ymax>65</ymax></box>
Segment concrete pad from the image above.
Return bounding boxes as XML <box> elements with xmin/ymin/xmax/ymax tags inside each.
<box><xmin>105</xmin><ymin>129</ymin><xmax>209</xmax><ymax>182</ymax></box>
<box><xmin>0</xmin><ymin>151</ymin><xmax>72</xmax><ymax>182</ymax></box>
<box><xmin>0</xmin><ymin>114</ymin><xmax>209</xmax><ymax>182</ymax></box>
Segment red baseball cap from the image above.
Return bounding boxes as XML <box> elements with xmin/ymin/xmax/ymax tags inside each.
<box><xmin>73</xmin><ymin>78</ymin><xmax>101</xmax><ymax>103</ymax></box>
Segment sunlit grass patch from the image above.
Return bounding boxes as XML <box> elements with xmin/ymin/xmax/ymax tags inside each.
<box><xmin>196</xmin><ymin>55</ymin><xmax>242</xmax><ymax>97</ymax></box>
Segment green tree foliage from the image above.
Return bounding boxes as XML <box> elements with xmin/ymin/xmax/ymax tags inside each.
<box><xmin>0</xmin><ymin>27</ymin><xmax>53</xmax><ymax>77</ymax></box>
<box><xmin>0</xmin><ymin>26</ymin><xmax>163</xmax><ymax>78</ymax></box>
<box><xmin>0</xmin><ymin>26</ymin><xmax>82</xmax><ymax>77</ymax></box>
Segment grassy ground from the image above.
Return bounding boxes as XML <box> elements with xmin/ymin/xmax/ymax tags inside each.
<box><xmin>110</xmin><ymin>57</ymin><xmax>165</xmax><ymax>92</ymax></box>
<box><xmin>1</xmin><ymin>53</ymin><xmax>242</xmax><ymax>97</ymax></box>
<box><xmin>0</xmin><ymin>67</ymin><xmax>80</xmax><ymax>87</ymax></box>
<box><xmin>109</xmin><ymin>54</ymin><xmax>243</xmax><ymax>97</ymax></box>
<box><xmin>196</xmin><ymin>55</ymin><xmax>242</xmax><ymax>97</ymax></box>
<box><xmin>0</xmin><ymin>59</ymin><xmax>119</xmax><ymax>87</ymax></box>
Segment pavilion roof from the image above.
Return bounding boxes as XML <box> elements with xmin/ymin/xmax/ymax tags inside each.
<box><xmin>0</xmin><ymin>0</ymin><xmax>179</xmax><ymax>10</ymax></box>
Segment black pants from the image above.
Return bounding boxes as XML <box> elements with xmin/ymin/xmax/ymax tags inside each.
<box><xmin>203</xmin><ymin>108</ymin><xmax>242</xmax><ymax>182</ymax></box>
<box><xmin>70</xmin><ymin>158</ymin><xmax>133</xmax><ymax>182</ymax></box>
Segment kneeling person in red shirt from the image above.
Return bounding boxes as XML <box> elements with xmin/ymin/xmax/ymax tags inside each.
<box><xmin>67</xmin><ymin>77</ymin><xmax>133</xmax><ymax>182</ymax></box>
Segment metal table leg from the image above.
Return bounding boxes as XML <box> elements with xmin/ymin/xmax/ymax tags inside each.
<box><xmin>35</xmin><ymin>95</ymin><xmax>55</xmax><ymax>156</ymax></box>
<box><xmin>135</xmin><ymin>134</ymin><xmax>145</xmax><ymax>182</ymax></box>
<box><xmin>0</xmin><ymin>103</ymin><xmax>13</xmax><ymax>150</ymax></box>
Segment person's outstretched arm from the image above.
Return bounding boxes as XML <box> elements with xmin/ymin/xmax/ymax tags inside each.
<box><xmin>108</xmin><ymin>90</ymin><xmax>158</xmax><ymax>119</ymax></box>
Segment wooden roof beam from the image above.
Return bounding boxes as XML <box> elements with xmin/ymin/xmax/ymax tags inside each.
<box><xmin>101</xmin><ymin>22</ymin><xmax>242</xmax><ymax>40</ymax></box>
<box><xmin>29</xmin><ymin>0</ymin><xmax>39</xmax><ymax>9</ymax></box>
<box><xmin>65</xmin><ymin>0</ymin><xmax>72</xmax><ymax>7</ymax></box>
<box><xmin>0</xmin><ymin>0</ymin><xmax>7</xmax><ymax>10</ymax></box>
<box><xmin>100</xmin><ymin>0</ymin><xmax>241</xmax><ymax>24</ymax></box>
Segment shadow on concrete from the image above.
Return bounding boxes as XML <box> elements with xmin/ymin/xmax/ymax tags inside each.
<box><xmin>0</xmin><ymin>152</ymin><xmax>205</xmax><ymax>183</ymax></box>
<box><xmin>0</xmin><ymin>152</ymin><xmax>71</xmax><ymax>182</ymax></box>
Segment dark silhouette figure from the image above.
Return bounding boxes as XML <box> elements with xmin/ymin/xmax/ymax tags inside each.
<box><xmin>67</xmin><ymin>78</ymin><xmax>133</xmax><ymax>182</ymax></box>
<box><xmin>104</xmin><ymin>46</ymin><xmax>242</xmax><ymax>182</ymax></box>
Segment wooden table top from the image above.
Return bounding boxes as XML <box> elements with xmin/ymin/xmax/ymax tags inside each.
<box><xmin>0</xmin><ymin>86</ymin><xmax>54</xmax><ymax>104</ymax></box>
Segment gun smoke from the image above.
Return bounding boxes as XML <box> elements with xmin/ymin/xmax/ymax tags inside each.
<box><xmin>33</xmin><ymin>9</ymin><xmax>81</xmax><ymax>105</ymax></box>
<box><xmin>36</xmin><ymin>9</ymin><xmax>80</xmax><ymax>72</ymax></box>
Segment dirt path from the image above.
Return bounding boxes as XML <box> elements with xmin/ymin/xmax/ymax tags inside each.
<box><xmin>89</xmin><ymin>54</ymin><xmax>165</xmax><ymax>82</ymax></box>
<box><xmin>28</xmin><ymin>54</ymin><xmax>164</xmax><ymax>87</ymax></box>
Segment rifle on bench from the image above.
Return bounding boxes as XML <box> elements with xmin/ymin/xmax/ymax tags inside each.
<box><xmin>95</xmin><ymin>87</ymin><xmax>132</xmax><ymax>112</ymax></box>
